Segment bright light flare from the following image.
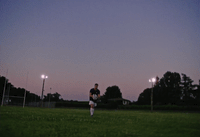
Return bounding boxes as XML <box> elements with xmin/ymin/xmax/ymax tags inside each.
<box><xmin>149</xmin><ymin>79</ymin><xmax>152</xmax><ymax>82</ymax></box>
<box><xmin>149</xmin><ymin>77</ymin><xmax>156</xmax><ymax>83</ymax></box>
<box><xmin>41</xmin><ymin>75</ymin><xmax>48</xmax><ymax>79</ymax></box>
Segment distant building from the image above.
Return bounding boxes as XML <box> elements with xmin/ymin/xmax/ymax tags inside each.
<box><xmin>108</xmin><ymin>98</ymin><xmax>131</xmax><ymax>105</ymax></box>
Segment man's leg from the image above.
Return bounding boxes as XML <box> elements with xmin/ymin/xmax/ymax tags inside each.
<box><xmin>90</xmin><ymin>104</ymin><xmax>94</xmax><ymax>116</ymax></box>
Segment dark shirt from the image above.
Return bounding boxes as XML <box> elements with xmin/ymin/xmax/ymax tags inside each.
<box><xmin>89</xmin><ymin>88</ymin><xmax>100</xmax><ymax>102</ymax></box>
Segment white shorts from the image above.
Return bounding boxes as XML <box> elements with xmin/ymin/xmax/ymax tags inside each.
<box><xmin>89</xmin><ymin>101</ymin><xmax>97</xmax><ymax>107</ymax></box>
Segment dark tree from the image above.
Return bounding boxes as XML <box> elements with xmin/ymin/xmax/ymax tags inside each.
<box><xmin>137</xmin><ymin>88</ymin><xmax>151</xmax><ymax>105</ymax></box>
<box><xmin>0</xmin><ymin>75</ymin><xmax>40</xmax><ymax>105</ymax></box>
<box><xmin>194</xmin><ymin>81</ymin><xmax>200</xmax><ymax>104</ymax></box>
<box><xmin>104</xmin><ymin>85</ymin><xmax>122</xmax><ymax>100</ymax></box>
<box><xmin>180</xmin><ymin>74</ymin><xmax>196</xmax><ymax>104</ymax></box>
<box><xmin>25</xmin><ymin>92</ymin><xmax>40</xmax><ymax>102</ymax></box>
<box><xmin>0</xmin><ymin>76</ymin><xmax>9</xmax><ymax>100</ymax></box>
<box><xmin>162</xmin><ymin>72</ymin><xmax>182</xmax><ymax>104</ymax></box>
<box><xmin>137</xmin><ymin>71</ymin><xmax>182</xmax><ymax>105</ymax></box>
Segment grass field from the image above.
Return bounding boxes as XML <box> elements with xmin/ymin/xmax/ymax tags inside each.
<box><xmin>1</xmin><ymin>106</ymin><xmax>200</xmax><ymax>137</ymax></box>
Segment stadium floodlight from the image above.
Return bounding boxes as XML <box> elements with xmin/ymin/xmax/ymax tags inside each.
<box><xmin>149</xmin><ymin>77</ymin><xmax>156</xmax><ymax>112</ymax></box>
<box><xmin>41</xmin><ymin>74</ymin><xmax>48</xmax><ymax>107</ymax></box>
<box><xmin>152</xmin><ymin>78</ymin><xmax>156</xmax><ymax>83</ymax></box>
<box><xmin>149</xmin><ymin>79</ymin><xmax>152</xmax><ymax>82</ymax></box>
<box><xmin>149</xmin><ymin>77</ymin><xmax>156</xmax><ymax>83</ymax></box>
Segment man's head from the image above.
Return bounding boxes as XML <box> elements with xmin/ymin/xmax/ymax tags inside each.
<box><xmin>94</xmin><ymin>83</ymin><xmax>98</xmax><ymax>89</ymax></box>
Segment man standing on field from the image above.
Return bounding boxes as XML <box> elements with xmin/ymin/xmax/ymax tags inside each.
<box><xmin>89</xmin><ymin>83</ymin><xmax>100</xmax><ymax>117</ymax></box>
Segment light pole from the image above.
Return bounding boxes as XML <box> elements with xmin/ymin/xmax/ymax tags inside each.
<box><xmin>149</xmin><ymin>77</ymin><xmax>156</xmax><ymax>112</ymax></box>
<box><xmin>23</xmin><ymin>72</ymin><xmax>29</xmax><ymax>108</ymax></box>
<box><xmin>48</xmin><ymin>88</ymin><xmax>52</xmax><ymax>108</ymax></box>
<box><xmin>41</xmin><ymin>74</ymin><xmax>48</xmax><ymax>107</ymax></box>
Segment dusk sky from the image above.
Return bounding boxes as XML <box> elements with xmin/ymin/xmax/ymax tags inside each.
<box><xmin>0</xmin><ymin>0</ymin><xmax>200</xmax><ymax>101</ymax></box>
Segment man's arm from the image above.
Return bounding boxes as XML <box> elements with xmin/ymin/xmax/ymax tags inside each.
<box><xmin>89</xmin><ymin>92</ymin><xmax>93</xmax><ymax>98</ymax></box>
<box><xmin>89</xmin><ymin>90</ymin><xmax>93</xmax><ymax>101</ymax></box>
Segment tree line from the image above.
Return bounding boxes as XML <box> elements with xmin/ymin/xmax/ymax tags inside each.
<box><xmin>1</xmin><ymin>71</ymin><xmax>199</xmax><ymax>106</ymax></box>
<box><xmin>137</xmin><ymin>71</ymin><xmax>200</xmax><ymax>105</ymax></box>
<box><xmin>0</xmin><ymin>75</ymin><xmax>63</xmax><ymax>105</ymax></box>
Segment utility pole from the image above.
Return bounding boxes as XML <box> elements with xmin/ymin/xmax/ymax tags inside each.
<box><xmin>7</xmin><ymin>84</ymin><xmax>10</xmax><ymax>105</ymax></box>
<box><xmin>23</xmin><ymin>72</ymin><xmax>29</xmax><ymax>108</ymax></box>
<box><xmin>40</xmin><ymin>75</ymin><xmax>48</xmax><ymax>107</ymax></box>
<box><xmin>48</xmin><ymin>88</ymin><xmax>52</xmax><ymax>108</ymax></box>
<box><xmin>41</xmin><ymin>78</ymin><xmax>45</xmax><ymax>107</ymax></box>
<box><xmin>149</xmin><ymin>77</ymin><xmax>156</xmax><ymax>112</ymax></box>
<box><xmin>151</xmin><ymin>83</ymin><xmax>153</xmax><ymax>112</ymax></box>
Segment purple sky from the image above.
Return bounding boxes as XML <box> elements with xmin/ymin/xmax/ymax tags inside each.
<box><xmin>0</xmin><ymin>0</ymin><xmax>200</xmax><ymax>101</ymax></box>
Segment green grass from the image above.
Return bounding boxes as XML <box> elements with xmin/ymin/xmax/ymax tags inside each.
<box><xmin>0</xmin><ymin>106</ymin><xmax>200</xmax><ymax>137</ymax></box>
